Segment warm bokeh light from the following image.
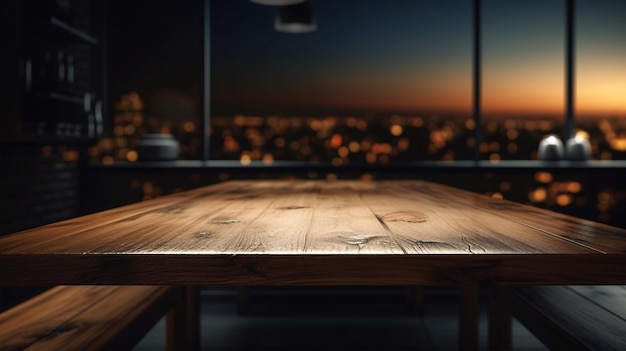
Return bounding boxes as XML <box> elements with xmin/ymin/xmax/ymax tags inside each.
<box><xmin>575</xmin><ymin>130</ymin><xmax>590</xmax><ymax>140</ymax></box>
<box><xmin>390</xmin><ymin>124</ymin><xmax>403</xmax><ymax>136</ymax></box>
<box><xmin>209</xmin><ymin>111</ymin><xmax>625</xmax><ymax>162</ymax></box>
<box><xmin>610</xmin><ymin>137</ymin><xmax>626</xmax><ymax>152</ymax></box>
<box><xmin>262</xmin><ymin>153</ymin><xmax>274</xmax><ymax>165</ymax></box>
<box><xmin>566</xmin><ymin>182</ymin><xmax>582</xmax><ymax>193</ymax></box>
<box><xmin>556</xmin><ymin>194</ymin><xmax>574</xmax><ymax>207</ymax></box>
<box><xmin>534</xmin><ymin>172</ymin><xmax>553</xmax><ymax>184</ymax></box>
<box><xmin>126</xmin><ymin>150</ymin><xmax>138</xmax><ymax>162</ymax></box>
<box><xmin>240</xmin><ymin>153</ymin><xmax>252</xmax><ymax>166</ymax></box>
<box><xmin>529</xmin><ymin>187</ymin><xmax>547</xmax><ymax>203</ymax></box>
<box><xmin>42</xmin><ymin>145</ymin><xmax>54</xmax><ymax>156</ymax></box>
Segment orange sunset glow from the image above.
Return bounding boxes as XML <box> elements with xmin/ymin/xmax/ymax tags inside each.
<box><xmin>577</xmin><ymin>65</ymin><xmax>626</xmax><ymax>117</ymax></box>
<box><xmin>213</xmin><ymin>1</ymin><xmax>625</xmax><ymax>119</ymax></box>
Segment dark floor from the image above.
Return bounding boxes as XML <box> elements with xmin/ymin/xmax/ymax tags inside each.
<box><xmin>133</xmin><ymin>286</ymin><xmax>547</xmax><ymax>351</ymax></box>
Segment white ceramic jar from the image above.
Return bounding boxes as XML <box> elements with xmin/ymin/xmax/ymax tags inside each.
<box><xmin>565</xmin><ymin>135</ymin><xmax>591</xmax><ymax>161</ymax></box>
<box><xmin>136</xmin><ymin>134</ymin><xmax>179</xmax><ymax>161</ymax></box>
<box><xmin>538</xmin><ymin>135</ymin><xmax>564</xmax><ymax>161</ymax></box>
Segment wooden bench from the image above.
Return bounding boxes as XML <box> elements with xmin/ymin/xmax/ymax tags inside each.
<box><xmin>0</xmin><ymin>285</ymin><xmax>186</xmax><ymax>351</ymax></box>
<box><xmin>488</xmin><ymin>285</ymin><xmax>626</xmax><ymax>351</ymax></box>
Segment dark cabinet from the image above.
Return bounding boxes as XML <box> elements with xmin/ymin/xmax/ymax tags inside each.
<box><xmin>1</xmin><ymin>0</ymin><xmax>106</xmax><ymax>143</ymax></box>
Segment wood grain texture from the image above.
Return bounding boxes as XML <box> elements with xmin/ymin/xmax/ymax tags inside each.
<box><xmin>303</xmin><ymin>181</ymin><xmax>403</xmax><ymax>254</ymax></box>
<box><xmin>1</xmin><ymin>179</ymin><xmax>625</xmax><ymax>286</ymax></box>
<box><xmin>393</xmin><ymin>180</ymin><xmax>626</xmax><ymax>254</ymax></box>
<box><xmin>500</xmin><ymin>285</ymin><xmax>626</xmax><ymax>351</ymax></box>
<box><xmin>567</xmin><ymin>285</ymin><xmax>626</xmax><ymax>321</ymax></box>
<box><xmin>359</xmin><ymin>181</ymin><xmax>592</xmax><ymax>254</ymax></box>
<box><xmin>0</xmin><ymin>285</ymin><xmax>176</xmax><ymax>351</ymax></box>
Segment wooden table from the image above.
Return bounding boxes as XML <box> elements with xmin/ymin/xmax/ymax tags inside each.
<box><xmin>2</xmin><ymin>180</ymin><xmax>626</xmax><ymax>349</ymax></box>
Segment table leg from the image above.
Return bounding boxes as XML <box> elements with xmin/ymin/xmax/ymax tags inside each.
<box><xmin>184</xmin><ymin>286</ymin><xmax>200</xmax><ymax>350</ymax></box>
<box><xmin>459</xmin><ymin>285</ymin><xmax>479</xmax><ymax>351</ymax></box>
<box><xmin>166</xmin><ymin>286</ymin><xmax>200</xmax><ymax>351</ymax></box>
<box><xmin>487</xmin><ymin>286</ymin><xmax>512</xmax><ymax>351</ymax></box>
<box><xmin>167</xmin><ymin>286</ymin><xmax>192</xmax><ymax>351</ymax></box>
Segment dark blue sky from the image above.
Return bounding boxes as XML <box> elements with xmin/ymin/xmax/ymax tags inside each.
<box><xmin>211</xmin><ymin>0</ymin><xmax>472</xmax><ymax>115</ymax></box>
<box><xmin>210</xmin><ymin>0</ymin><xmax>626</xmax><ymax>117</ymax></box>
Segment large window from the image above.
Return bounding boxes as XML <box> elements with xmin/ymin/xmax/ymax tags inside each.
<box><xmin>92</xmin><ymin>0</ymin><xmax>625</xmax><ymax>164</ymax></box>
<box><xmin>576</xmin><ymin>0</ymin><xmax>626</xmax><ymax>160</ymax></box>
<box><xmin>209</xmin><ymin>0</ymin><xmax>625</xmax><ymax>164</ymax></box>
<box><xmin>85</xmin><ymin>0</ymin><xmax>626</xmax><ymax>227</ymax></box>
<box><xmin>210</xmin><ymin>0</ymin><xmax>473</xmax><ymax>163</ymax></box>
<box><xmin>481</xmin><ymin>0</ymin><xmax>565</xmax><ymax>161</ymax></box>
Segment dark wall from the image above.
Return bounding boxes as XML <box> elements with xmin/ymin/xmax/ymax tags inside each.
<box><xmin>0</xmin><ymin>0</ymin><xmax>106</xmax><ymax>236</ymax></box>
<box><xmin>106</xmin><ymin>0</ymin><xmax>204</xmax><ymax>117</ymax></box>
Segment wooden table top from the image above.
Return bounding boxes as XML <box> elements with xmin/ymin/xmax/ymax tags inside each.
<box><xmin>1</xmin><ymin>179</ymin><xmax>625</xmax><ymax>286</ymax></box>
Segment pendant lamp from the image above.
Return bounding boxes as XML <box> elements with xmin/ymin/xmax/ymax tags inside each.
<box><xmin>250</xmin><ymin>0</ymin><xmax>305</xmax><ymax>5</ymax></box>
<box><xmin>274</xmin><ymin>1</ymin><xmax>317</xmax><ymax>33</ymax></box>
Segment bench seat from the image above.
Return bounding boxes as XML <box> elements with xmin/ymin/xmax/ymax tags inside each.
<box><xmin>0</xmin><ymin>285</ymin><xmax>181</xmax><ymax>351</ymax></box>
<box><xmin>490</xmin><ymin>285</ymin><xmax>626</xmax><ymax>351</ymax></box>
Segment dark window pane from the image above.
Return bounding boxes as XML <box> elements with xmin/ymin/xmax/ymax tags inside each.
<box><xmin>576</xmin><ymin>0</ymin><xmax>626</xmax><ymax>160</ymax></box>
<box><xmin>482</xmin><ymin>0</ymin><xmax>565</xmax><ymax>161</ymax></box>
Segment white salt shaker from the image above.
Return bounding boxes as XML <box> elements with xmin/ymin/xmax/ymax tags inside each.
<box><xmin>565</xmin><ymin>135</ymin><xmax>591</xmax><ymax>161</ymax></box>
<box><xmin>538</xmin><ymin>135</ymin><xmax>564</xmax><ymax>161</ymax></box>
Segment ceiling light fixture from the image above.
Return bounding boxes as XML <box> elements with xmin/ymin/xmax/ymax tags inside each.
<box><xmin>250</xmin><ymin>0</ymin><xmax>306</xmax><ymax>6</ymax></box>
<box><xmin>274</xmin><ymin>1</ymin><xmax>317</xmax><ymax>33</ymax></box>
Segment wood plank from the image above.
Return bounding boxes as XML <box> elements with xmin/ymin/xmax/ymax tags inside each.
<box><xmin>1</xmin><ymin>253</ymin><xmax>625</xmax><ymax>286</ymax></box>
<box><xmin>27</xmin><ymin>285</ymin><xmax>174</xmax><ymax>351</ymax></box>
<box><xmin>0</xmin><ymin>180</ymin><xmax>246</xmax><ymax>253</ymax></box>
<box><xmin>302</xmin><ymin>181</ymin><xmax>404</xmax><ymax>254</ymax></box>
<box><xmin>507</xmin><ymin>286</ymin><xmax>626</xmax><ymax>351</ymax></box>
<box><xmin>0</xmin><ymin>286</ymin><xmax>118</xmax><ymax>350</ymax></box>
<box><xmin>392</xmin><ymin>180</ymin><xmax>626</xmax><ymax>254</ymax></box>
<box><xmin>228</xmin><ymin>181</ymin><xmax>318</xmax><ymax>254</ymax></box>
<box><xmin>1</xmin><ymin>179</ymin><xmax>619</xmax><ymax>256</ymax></box>
<box><xmin>0</xmin><ymin>181</ymin><xmax>295</xmax><ymax>254</ymax></box>
<box><xmin>360</xmin><ymin>181</ymin><xmax>594</xmax><ymax>254</ymax></box>
<box><xmin>0</xmin><ymin>285</ymin><xmax>176</xmax><ymax>350</ymax></box>
<box><xmin>568</xmin><ymin>285</ymin><xmax>626</xmax><ymax>321</ymax></box>
<box><xmin>1</xmin><ymin>180</ymin><xmax>625</xmax><ymax>286</ymax></box>
<box><xmin>126</xmin><ymin>180</ymin><xmax>296</xmax><ymax>253</ymax></box>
